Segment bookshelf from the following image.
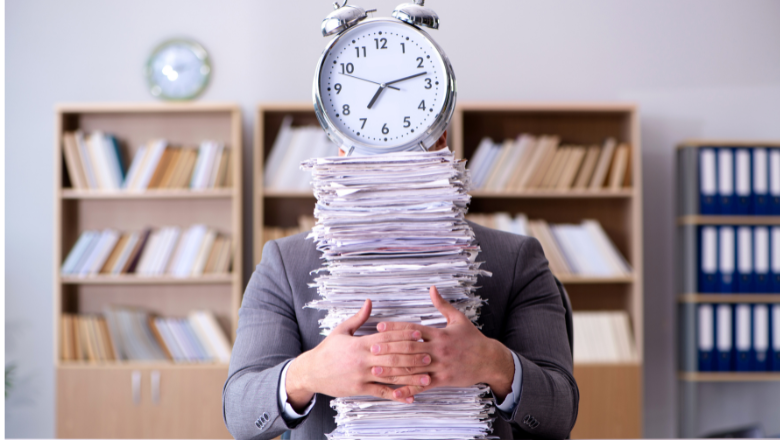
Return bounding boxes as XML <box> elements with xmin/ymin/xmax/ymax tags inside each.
<box><xmin>254</xmin><ymin>102</ymin><xmax>643</xmax><ymax>439</ymax></box>
<box><xmin>677</xmin><ymin>140</ymin><xmax>780</xmax><ymax>438</ymax></box>
<box><xmin>54</xmin><ymin>103</ymin><xmax>242</xmax><ymax>439</ymax></box>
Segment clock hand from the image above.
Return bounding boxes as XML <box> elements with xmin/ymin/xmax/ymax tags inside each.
<box><xmin>386</xmin><ymin>71</ymin><xmax>427</xmax><ymax>85</ymax></box>
<box><xmin>339</xmin><ymin>73</ymin><xmax>400</xmax><ymax>90</ymax></box>
<box><xmin>367</xmin><ymin>85</ymin><xmax>386</xmax><ymax>109</ymax></box>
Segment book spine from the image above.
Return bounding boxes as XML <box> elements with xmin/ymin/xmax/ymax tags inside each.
<box><xmin>677</xmin><ymin>146</ymin><xmax>699</xmax><ymax>216</ymax></box>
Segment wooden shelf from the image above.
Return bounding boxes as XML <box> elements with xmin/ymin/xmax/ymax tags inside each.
<box><xmin>677</xmin><ymin>215</ymin><xmax>780</xmax><ymax>225</ymax></box>
<box><xmin>57</xmin><ymin>361</ymin><xmax>229</xmax><ymax>370</ymax></box>
<box><xmin>556</xmin><ymin>274</ymin><xmax>635</xmax><ymax>284</ymax></box>
<box><xmin>678</xmin><ymin>139</ymin><xmax>780</xmax><ymax>148</ymax></box>
<box><xmin>678</xmin><ymin>372</ymin><xmax>780</xmax><ymax>382</ymax></box>
<box><xmin>678</xmin><ymin>293</ymin><xmax>780</xmax><ymax>303</ymax></box>
<box><xmin>60</xmin><ymin>274</ymin><xmax>234</xmax><ymax>285</ymax></box>
<box><xmin>470</xmin><ymin>189</ymin><xmax>634</xmax><ymax>199</ymax></box>
<box><xmin>263</xmin><ymin>190</ymin><xmax>315</xmax><ymax>198</ymax></box>
<box><xmin>62</xmin><ymin>188</ymin><xmax>234</xmax><ymax>200</ymax></box>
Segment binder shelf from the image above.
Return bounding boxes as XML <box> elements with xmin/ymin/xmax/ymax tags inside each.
<box><xmin>677</xmin><ymin>140</ymin><xmax>780</xmax><ymax>438</ymax></box>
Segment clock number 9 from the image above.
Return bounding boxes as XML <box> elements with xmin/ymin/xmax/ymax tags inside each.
<box><xmin>343</xmin><ymin>104</ymin><xmax>351</xmax><ymax>116</ymax></box>
<box><xmin>340</xmin><ymin>63</ymin><xmax>354</xmax><ymax>74</ymax></box>
<box><xmin>382</xmin><ymin>123</ymin><xmax>389</xmax><ymax>135</ymax></box>
<box><xmin>403</xmin><ymin>117</ymin><xmax>411</xmax><ymax>128</ymax></box>
<box><xmin>334</xmin><ymin>84</ymin><xmax>342</xmax><ymax>94</ymax></box>
<box><xmin>425</xmin><ymin>78</ymin><xmax>432</xmax><ymax>89</ymax></box>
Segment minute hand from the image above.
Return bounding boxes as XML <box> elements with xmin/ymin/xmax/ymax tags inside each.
<box><xmin>386</xmin><ymin>71</ymin><xmax>427</xmax><ymax>85</ymax></box>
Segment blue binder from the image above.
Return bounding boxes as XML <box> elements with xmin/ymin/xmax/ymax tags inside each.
<box><xmin>736</xmin><ymin>226</ymin><xmax>753</xmax><ymax>293</ymax></box>
<box><xmin>700</xmin><ymin>226</ymin><xmax>719</xmax><ymax>292</ymax></box>
<box><xmin>699</xmin><ymin>148</ymin><xmax>719</xmax><ymax>215</ymax></box>
<box><xmin>772</xmin><ymin>305</ymin><xmax>780</xmax><ymax>371</ymax></box>
<box><xmin>771</xmin><ymin>149</ymin><xmax>780</xmax><ymax>215</ymax></box>
<box><xmin>698</xmin><ymin>304</ymin><xmax>715</xmax><ymax>371</ymax></box>
<box><xmin>772</xmin><ymin>227</ymin><xmax>780</xmax><ymax>293</ymax></box>
<box><xmin>754</xmin><ymin>227</ymin><xmax>770</xmax><ymax>293</ymax></box>
<box><xmin>719</xmin><ymin>226</ymin><xmax>736</xmax><ymax>293</ymax></box>
<box><xmin>716</xmin><ymin>304</ymin><xmax>734</xmax><ymax>371</ymax></box>
<box><xmin>718</xmin><ymin>148</ymin><xmax>735</xmax><ymax>215</ymax></box>
<box><xmin>753</xmin><ymin>304</ymin><xmax>770</xmax><ymax>371</ymax></box>
<box><xmin>753</xmin><ymin>148</ymin><xmax>769</xmax><ymax>215</ymax></box>
<box><xmin>734</xmin><ymin>304</ymin><xmax>752</xmax><ymax>371</ymax></box>
<box><xmin>734</xmin><ymin>148</ymin><xmax>752</xmax><ymax>215</ymax></box>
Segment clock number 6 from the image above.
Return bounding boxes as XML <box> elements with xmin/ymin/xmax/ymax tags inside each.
<box><xmin>403</xmin><ymin>117</ymin><xmax>411</xmax><ymax>128</ymax></box>
<box><xmin>343</xmin><ymin>104</ymin><xmax>351</xmax><ymax>116</ymax></box>
<box><xmin>382</xmin><ymin>123</ymin><xmax>389</xmax><ymax>135</ymax></box>
<box><xmin>340</xmin><ymin>63</ymin><xmax>354</xmax><ymax>74</ymax></box>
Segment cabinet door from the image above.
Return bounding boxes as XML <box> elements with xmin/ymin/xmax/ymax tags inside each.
<box><xmin>57</xmin><ymin>367</ymin><xmax>146</xmax><ymax>438</ymax></box>
<box><xmin>143</xmin><ymin>366</ymin><xmax>231</xmax><ymax>439</ymax></box>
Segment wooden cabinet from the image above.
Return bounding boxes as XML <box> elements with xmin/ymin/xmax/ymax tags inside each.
<box><xmin>57</xmin><ymin>366</ymin><xmax>230</xmax><ymax>439</ymax></box>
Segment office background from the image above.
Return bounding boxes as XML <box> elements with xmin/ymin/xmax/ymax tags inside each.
<box><xmin>6</xmin><ymin>0</ymin><xmax>780</xmax><ymax>437</ymax></box>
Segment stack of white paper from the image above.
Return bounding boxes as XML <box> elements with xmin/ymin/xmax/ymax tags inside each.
<box><xmin>301</xmin><ymin>149</ymin><xmax>495</xmax><ymax>440</ymax></box>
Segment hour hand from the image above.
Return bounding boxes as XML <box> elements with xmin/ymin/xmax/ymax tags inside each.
<box><xmin>367</xmin><ymin>85</ymin><xmax>386</xmax><ymax>109</ymax></box>
<box><xmin>340</xmin><ymin>73</ymin><xmax>400</xmax><ymax>90</ymax></box>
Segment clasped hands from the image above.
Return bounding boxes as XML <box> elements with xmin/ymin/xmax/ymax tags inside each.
<box><xmin>285</xmin><ymin>286</ymin><xmax>515</xmax><ymax>411</ymax></box>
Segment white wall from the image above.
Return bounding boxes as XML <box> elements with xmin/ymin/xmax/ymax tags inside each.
<box><xmin>6</xmin><ymin>0</ymin><xmax>780</xmax><ymax>437</ymax></box>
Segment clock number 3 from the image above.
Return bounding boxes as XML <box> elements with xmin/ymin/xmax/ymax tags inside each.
<box><xmin>425</xmin><ymin>78</ymin><xmax>432</xmax><ymax>89</ymax></box>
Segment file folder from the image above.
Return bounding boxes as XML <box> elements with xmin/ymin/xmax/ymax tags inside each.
<box><xmin>773</xmin><ymin>305</ymin><xmax>780</xmax><ymax>371</ymax></box>
<box><xmin>753</xmin><ymin>148</ymin><xmax>769</xmax><ymax>215</ymax></box>
<box><xmin>737</xmin><ymin>226</ymin><xmax>753</xmax><ymax>293</ymax></box>
<box><xmin>735</xmin><ymin>148</ymin><xmax>752</xmax><ymax>215</ymax></box>
<box><xmin>753</xmin><ymin>304</ymin><xmax>769</xmax><ymax>371</ymax></box>
<box><xmin>771</xmin><ymin>149</ymin><xmax>780</xmax><ymax>215</ymax></box>
<box><xmin>719</xmin><ymin>226</ymin><xmax>736</xmax><ymax>293</ymax></box>
<box><xmin>698</xmin><ymin>304</ymin><xmax>715</xmax><ymax>371</ymax></box>
<box><xmin>735</xmin><ymin>304</ymin><xmax>752</xmax><ymax>371</ymax></box>
<box><xmin>754</xmin><ymin>227</ymin><xmax>770</xmax><ymax>293</ymax></box>
<box><xmin>716</xmin><ymin>304</ymin><xmax>734</xmax><ymax>371</ymax></box>
<box><xmin>700</xmin><ymin>226</ymin><xmax>719</xmax><ymax>292</ymax></box>
<box><xmin>699</xmin><ymin>148</ymin><xmax>718</xmax><ymax>215</ymax></box>
<box><xmin>772</xmin><ymin>227</ymin><xmax>780</xmax><ymax>293</ymax></box>
<box><xmin>718</xmin><ymin>148</ymin><xmax>735</xmax><ymax>214</ymax></box>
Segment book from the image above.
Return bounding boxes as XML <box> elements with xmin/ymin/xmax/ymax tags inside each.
<box><xmin>573</xmin><ymin>145</ymin><xmax>601</xmax><ymax>189</ymax></box>
<box><xmin>526</xmin><ymin>136</ymin><xmax>560</xmax><ymax>189</ymax></box>
<box><xmin>699</xmin><ymin>148</ymin><xmax>718</xmax><ymax>214</ymax></box>
<box><xmin>505</xmin><ymin>134</ymin><xmax>538</xmax><ymax>191</ymax></box>
<box><xmin>735</xmin><ymin>148</ymin><xmax>752</xmax><ymax>214</ymax></box>
<box><xmin>589</xmin><ymin>138</ymin><xmax>617</xmax><ymax>189</ymax></box>
<box><xmin>572</xmin><ymin>311</ymin><xmax>637</xmax><ymax>363</ymax></box>
<box><xmin>539</xmin><ymin>146</ymin><xmax>571</xmax><ymax>189</ymax></box>
<box><xmin>608</xmin><ymin>144</ymin><xmax>630</xmax><ymax>190</ymax></box>
<box><xmin>74</xmin><ymin>131</ymin><xmax>99</xmax><ymax>189</ymax></box>
<box><xmin>556</xmin><ymin>146</ymin><xmax>586</xmax><ymax>190</ymax></box>
<box><xmin>718</xmin><ymin>148</ymin><xmax>735</xmax><ymax>214</ymax></box>
<box><xmin>62</xmin><ymin>132</ymin><xmax>88</xmax><ymax>189</ymax></box>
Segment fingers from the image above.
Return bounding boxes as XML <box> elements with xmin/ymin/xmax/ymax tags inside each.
<box><xmin>371</xmin><ymin>365</ymin><xmax>430</xmax><ymax>378</ymax></box>
<box><xmin>369</xmin><ymin>341</ymin><xmax>427</xmax><ymax>355</ymax></box>
<box><xmin>333</xmin><ymin>299</ymin><xmax>372</xmax><ymax>336</ymax></box>
<box><xmin>376</xmin><ymin>321</ymin><xmax>434</xmax><ymax>340</ymax></box>
<box><xmin>362</xmin><ymin>383</ymin><xmax>410</xmax><ymax>403</ymax></box>
<box><xmin>368</xmin><ymin>353</ymin><xmax>431</xmax><ymax>368</ymax></box>
<box><xmin>429</xmin><ymin>286</ymin><xmax>464</xmax><ymax>325</ymax></box>
<box><xmin>364</xmin><ymin>329</ymin><xmax>423</xmax><ymax>345</ymax></box>
<box><xmin>391</xmin><ymin>385</ymin><xmax>427</xmax><ymax>402</ymax></box>
<box><xmin>372</xmin><ymin>372</ymin><xmax>431</xmax><ymax>387</ymax></box>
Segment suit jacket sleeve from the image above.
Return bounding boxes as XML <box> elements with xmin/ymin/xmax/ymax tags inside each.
<box><xmin>500</xmin><ymin>236</ymin><xmax>579</xmax><ymax>438</ymax></box>
<box><xmin>223</xmin><ymin>240</ymin><xmax>308</xmax><ymax>440</ymax></box>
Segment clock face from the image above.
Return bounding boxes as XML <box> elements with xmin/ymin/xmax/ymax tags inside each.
<box><xmin>146</xmin><ymin>39</ymin><xmax>211</xmax><ymax>100</ymax></box>
<box><xmin>317</xmin><ymin>20</ymin><xmax>450</xmax><ymax>150</ymax></box>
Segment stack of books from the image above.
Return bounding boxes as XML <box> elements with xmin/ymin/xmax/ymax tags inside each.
<box><xmin>468</xmin><ymin>135</ymin><xmax>631</xmax><ymax>192</ymax></box>
<box><xmin>62</xmin><ymin>131</ymin><xmax>232</xmax><ymax>191</ymax></box>
<box><xmin>264</xmin><ymin>117</ymin><xmax>334</xmax><ymax>191</ymax></box>
<box><xmin>61</xmin><ymin>308</ymin><xmax>231</xmax><ymax>363</ymax></box>
<box><xmin>572</xmin><ymin>311</ymin><xmax>638</xmax><ymax>363</ymax></box>
<box><xmin>61</xmin><ymin>225</ymin><xmax>232</xmax><ymax>277</ymax></box>
<box><xmin>695</xmin><ymin>303</ymin><xmax>780</xmax><ymax>372</ymax></box>
<box><xmin>466</xmin><ymin>213</ymin><xmax>631</xmax><ymax>277</ymax></box>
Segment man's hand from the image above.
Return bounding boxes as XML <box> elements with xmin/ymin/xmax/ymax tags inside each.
<box><xmin>371</xmin><ymin>286</ymin><xmax>516</xmax><ymax>402</ymax></box>
<box><xmin>285</xmin><ymin>299</ymin><xmax>433</xmax><ymax>411</ymax></box>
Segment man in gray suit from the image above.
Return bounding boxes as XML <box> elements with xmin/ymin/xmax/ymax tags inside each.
<box><xmin>223</xmin><ymin>133</ymin><xmax>579</xmax><ymax>439</ymax></box>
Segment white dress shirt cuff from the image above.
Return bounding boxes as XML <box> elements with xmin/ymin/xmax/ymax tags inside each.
<box><xmin>494</xmin><ymin>351</ymin><xmax>523</xmax><ymax>415</ymax></box>
<box><xmin>279</xmin><ymin>360</ymin><xmax>316</xmax><ymax>422</ymax></box>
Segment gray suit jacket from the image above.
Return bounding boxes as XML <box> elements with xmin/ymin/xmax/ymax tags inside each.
<box><xmin>223</xmin><ymin>222</ymin><xmax>579</xmax><ymax>439</ymax></box>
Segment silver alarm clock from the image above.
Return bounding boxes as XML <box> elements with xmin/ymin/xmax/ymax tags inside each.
<box><xmin>313</xmin><ymin>0</ymin><xmax>456</xmax><ymax>155</ymax></box>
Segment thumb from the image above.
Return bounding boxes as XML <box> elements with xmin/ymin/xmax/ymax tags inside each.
<box><xmin>429</xmin><ymin>286</ymin><xmax>463</xmax><ymax>325</ymax></box>
<box><xmin>333</xmin><ymin>299</ymin><xmax>372</xmax><ymax>336</ymax></box>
